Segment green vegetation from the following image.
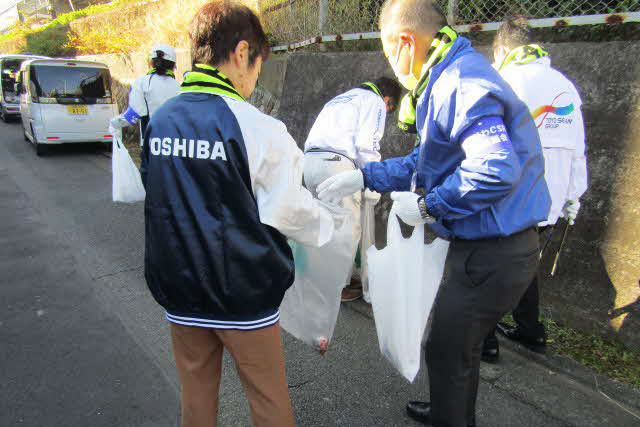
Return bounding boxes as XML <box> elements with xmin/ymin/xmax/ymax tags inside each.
<box><xmin>501</xmin><ymin>313</ymin><xmax>640</xmax><ymax>388</ymax></box>
<box><xmin>0</xmin><ymin>2</ymin><xmax>120</xmax><ymax>44</ymax></box>
<box><xmin>0</xmin><ymin>0</ymin><xmax>145</xmax><ymax>56</ymax></box>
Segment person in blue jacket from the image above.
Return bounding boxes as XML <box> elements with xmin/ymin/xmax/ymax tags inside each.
<box><xmin>317</xmin><ymin>1</ymin><xmax>551</xmax><ymax>426</ymax></box>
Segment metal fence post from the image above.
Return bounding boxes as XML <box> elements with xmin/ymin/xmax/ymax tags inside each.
<box><xmin>319</xmin><ymin>0</ymin><xmax>328</xmax><ymax>34</ymax></box>
<box><xmin>318</xmin><ymin>0</ymin><xmax>328</xmax><ymax>51</ymax></box>
<box><xmin>447</xmin><ymin>0</ymin><xmax>457</xmax><ymax>25</ymax></box>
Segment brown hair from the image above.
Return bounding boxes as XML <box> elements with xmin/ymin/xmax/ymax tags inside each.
<box><xmin>494</xmin><ymin>15</ymin><xmax>533</xmax><ymax>51</ymax></box>
<box><xmin>189</xmin><ymin>1</ymin><xmax>270</xmax><ymax>67</ymax></box>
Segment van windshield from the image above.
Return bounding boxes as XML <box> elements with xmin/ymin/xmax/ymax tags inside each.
<box><xmin>1</xmin><ymin>59</ymin><xmax>22</xmax><ymax>97</ymax></box>
<box><xmin>31</xmin><ymin>65</ymin><xmax>111</xmax><ymax>99</ymax></box>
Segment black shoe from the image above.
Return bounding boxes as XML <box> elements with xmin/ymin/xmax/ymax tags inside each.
<box><xmin>406</xmin><ymin>401</ymin><xmax>476</xmax><ymax>427</ymax></box>
<box><xmin>481</xmin><ymin>334</ymin><xmax>500</xmax><ymax>364</ymax></box>
<box><xmin>496</xmin><ymin>322</ymin><xmax>547</xmax><ymax>354</ymax></box>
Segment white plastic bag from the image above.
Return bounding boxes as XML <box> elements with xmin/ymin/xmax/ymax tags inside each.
<box><xmin>112</xmin><ymin>136</ymin><xmax>146</xmax><ymax>203</ymax></box>
<box><xmin>367</xmin><ymin>204</ymin><xmax>449</xmax><ymax>382</ymax></box>
<box><xmin>360</xmin><ymin>199</ymin><xmax>376</xmax><ymax>303</ymax></box>
<box><xmin>280</xmin><ymin>203</ymin><xmax>354</xmax><ymax>354</ymax></box>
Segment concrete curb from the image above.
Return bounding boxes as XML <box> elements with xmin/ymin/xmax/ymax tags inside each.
<box><xmin>344</xmin><ymin>299</ymin><xmax>640</xmax><ymax>416</ymax></box>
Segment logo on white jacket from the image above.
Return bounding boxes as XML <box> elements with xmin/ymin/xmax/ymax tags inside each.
<box><xmin>149</xmin><ymin>137</ymin><xmax>227</xmax><ymax>161</ymax></box>
<box><xmin>532</xmin><ymin>92</ymin><xmax>575</xmax><ymax>129</ymax></box>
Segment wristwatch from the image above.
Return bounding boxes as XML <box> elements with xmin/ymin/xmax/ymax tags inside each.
<box><xmin>417</xmin><ymin>196</ymin><xmax>436</xmax><ymax>224</ymax></box>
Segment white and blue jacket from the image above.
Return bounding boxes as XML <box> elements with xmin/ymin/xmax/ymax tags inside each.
<box><xmin>141</xmin><ymin>65</ymin><xmax>334</xmax><ymax>330</ymax></box>
<box><xmin>363</xmin><ymin>37</ymin><xmax>551</xmax><ymax>239</ymax></box>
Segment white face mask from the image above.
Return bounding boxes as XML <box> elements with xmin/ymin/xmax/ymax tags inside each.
<box><xmin>392</xmin><ymin>42</ymin><xmax>419</xmax><ymax>91</ymax></box>
<box><xmin>493</xmin><ymin>47</ymin><xmax>508</xmax><ymax>70</ymax></box>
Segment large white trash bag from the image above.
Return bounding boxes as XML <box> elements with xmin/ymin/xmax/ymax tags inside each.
<box><xmin>280</xmin><ymin>203</ymin><xmax>354</xmax><ymax>355</ymax></box>
<box><xmin>112</xmin><ymin>136</ymin><xmax>146</xmax><ymax>203</ymax></box>
<box><xmin>367</xmin><ymin>204</ymin><xmax>449</xmax><ymax>382</ymax></box>
<box><xmin>360</xmin><ymin>199</ymin><xmax>376</xmax><ymax>303</ymax></box>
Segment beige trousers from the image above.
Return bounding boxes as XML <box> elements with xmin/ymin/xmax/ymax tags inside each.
<box><xmin>170</xmin><ymin>322</ymin><xmax>296</xmax><ymax>427</ymax></box>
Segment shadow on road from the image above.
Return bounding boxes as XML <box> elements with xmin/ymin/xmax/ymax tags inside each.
<box><xmin>31</xmin><ymin>141</ymin><xmax>111</xmax><ymax>158</ymax></box>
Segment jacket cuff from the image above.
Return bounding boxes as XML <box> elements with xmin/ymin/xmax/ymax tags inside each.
<box><xmin>361</xmin><ymin>166</ymin><xmax>373</xmax><ymax>191</ymax></box>
<box><xmin>424</xmin><ymin>191</ymin><xmax>448</xmax><ymax>220</ymax></box>
<box><xmin>123</xmin><ymin>106</ymin><xmax>141</xmax><ymax>125</ymax></box>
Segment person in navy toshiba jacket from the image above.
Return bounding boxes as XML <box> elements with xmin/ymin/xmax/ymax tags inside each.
<box><xmin>141</xmin><ymin>3</ymin><xmax>334</xmax><ymax>426</ymax></box>
<box><xmin>317</xmin><ymin>1</ymin><xmax>551</xmax><ymax>427</ymax></box>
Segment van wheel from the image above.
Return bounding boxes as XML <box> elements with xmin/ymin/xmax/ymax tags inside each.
<box><xmin>0</xmin><ymin>109</ymin><xmax>6</xmax><ymax>123</ymax></box>
<box><xmin>23</xmin><ymin>124</ymin><xmax>29</xmax><ymax>141</ymax></box>
<box><xmin>35</xmin><ymin>142</ymin><xmax>45</xmax><ymax>156</ymax></box>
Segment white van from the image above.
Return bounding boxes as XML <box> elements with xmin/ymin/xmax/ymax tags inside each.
<box><xmin>17</xmin><ymin>59</ymin><xmax>118</xmax><ymax>155</ymax></box>
<box><xmin>0</xmin><ymin>54</ymin><xmax>48</xmax><ymax>122</ymax></box>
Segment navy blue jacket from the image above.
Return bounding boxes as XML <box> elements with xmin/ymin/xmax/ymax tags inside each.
<box><xmin>141</xmin><ymin>70</ymin><xmax>334</xmax><ymax>330</ymax></box>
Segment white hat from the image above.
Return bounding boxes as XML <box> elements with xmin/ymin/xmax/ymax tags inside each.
<box><xmin>151</xmin><ymin>44</ymin><xmax>177</xmax><ymax>63</ymax></box>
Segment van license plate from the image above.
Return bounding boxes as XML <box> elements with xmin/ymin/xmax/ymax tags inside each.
<box><xmin>68</xmin><ymin>105</ymin><xmax>88</xmax><ymax>115</ymax></box>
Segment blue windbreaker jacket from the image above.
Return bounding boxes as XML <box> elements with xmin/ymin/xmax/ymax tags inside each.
<box><xmin>363</xmin><ymin>37</ymin><xmax>551</xmax><ymax>239</ymax></box>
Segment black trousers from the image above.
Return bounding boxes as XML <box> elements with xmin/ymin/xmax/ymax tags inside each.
<box><xmin>511</xmin><ymin>273</ymin><xmax>545</xmax><ymax>338</ymax></box>
<box><xmin>487</xmin><ymin>227</ymin><xmax>548</xmax><ymax>340</ymax></box>
<box><xmin>426</xmin><ymin>228</ymin><xmax>539</xmax><ymax>427</ymax></box>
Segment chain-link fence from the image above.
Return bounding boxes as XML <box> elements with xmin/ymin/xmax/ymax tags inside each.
<box><xmin>17</xmin><ymin>0</ymin><xmax>52</xmax><ymax>18</ymax></box>
<box><xmin>15</xmin><ymin>0</ymin><xmax>112</xmax><ymax>20</ymax></box>
<box><xmin>261</xmin><ymin>0</ymin><xmax>640</xmax><ymax>46</ymax></box>
<box><xmin>450</xmin><ymin>0</ymin><xmax>640</xmax><ymax>25</ymax></box>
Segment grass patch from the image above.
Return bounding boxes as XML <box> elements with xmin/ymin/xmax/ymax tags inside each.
<box><xmin>501</xmin><ymin>313</ymin><xmax>640</xmax><ymax>388</ymax></box>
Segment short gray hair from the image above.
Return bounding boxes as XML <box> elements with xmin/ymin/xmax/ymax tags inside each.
<box><xmin>379</xmin><ymin>0</ymin><xmax>448</xmax><ymax>33</ymax></box>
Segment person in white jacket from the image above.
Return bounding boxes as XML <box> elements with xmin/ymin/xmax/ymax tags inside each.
<box><xmin>109</xmin><ymin>44</ymin><xmax>181</xmax><ymax>144</ymax></box>
<box><xmin>482</xmin><ymin>16</ymin><xmax>588</xmax><ymax>363</ymax></box>
<box><xmin>303</xmin><ymin>77</ymin><xmax>402</xmax><ymax>302</ymax></box>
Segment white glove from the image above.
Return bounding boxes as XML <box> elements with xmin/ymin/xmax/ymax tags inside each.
<box><xmin>562</xmin><ymin>199</ymin><xmax>580</xmax><ymax>225</ymax></box>
<box><xmin>390</xmin><ymin>192</ymin><xmax>434</xmax><ymax>226</ymax></box>
<box><xmin>364</xmin><ymin>189</ymin><xmax>381</xmax><ymax>204</ymax></box>
<box><xmin>109</xmin><ymin>116</ymin><xmax>125</xmax><ymax>139</ymax></box>
<box><xmin>317</xmin><ymin>169</ymin><xmax>364</xmax><ymax>204</ymax></box>
<box><xmin>108</xmin><ymin>123</ymin><xmax>122</xmax><ymax>140</ymax></box>
<box><xmin>110</xmin><ymin>115</ymin><xmax>131</xmax><ymax>129</ymax></box>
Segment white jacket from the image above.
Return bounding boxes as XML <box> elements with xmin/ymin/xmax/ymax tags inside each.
<box><xmin>111</xmin><ymin>73</ymin><xmax>180</xmax><ymax>134</ymax></box>
<box><xmin>500</xmin><ymin>57</ymin><xmax>588</xmax><ymax>226</ymax></box>
<box><xmin>304</xmin><ymin>88</ymin><xmax>386</xmax><ymax>168</ymax></box>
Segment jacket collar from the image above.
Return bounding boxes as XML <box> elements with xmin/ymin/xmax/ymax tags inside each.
<box><xmin>180</xmin><ymin>64</ymin><xmax>245</xmax><ymax>102</ymax></box>
<box><xmin>499</xmin><ymin>44</ymin><xmax>549</xmax><ymax>70</ymax></box>
<box><xmin>148</xmin><ymin>68</ymin><xmax>176</xmax><ymax>78</ymax></box>
<box><xmin>360</xmin><ymin>82</ymin><xmax>383</xmax><ymax>98</ymax></box>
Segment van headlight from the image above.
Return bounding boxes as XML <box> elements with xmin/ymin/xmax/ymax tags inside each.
<box><xmin>96</xmin><ymin>97</ymin><xmax>113</xmax><ymax>104</ymax></box>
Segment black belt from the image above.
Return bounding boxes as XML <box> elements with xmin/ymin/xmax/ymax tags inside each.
<box><xmin>451</xmin><ymin>226</ymin><xmax>536</xmax><ymax>243</ymax></box>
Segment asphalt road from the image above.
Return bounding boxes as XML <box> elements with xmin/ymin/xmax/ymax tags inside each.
<box><xmin>1</xmin><ymin>118</ymin><xmax>637</xmax><ymax>427</ymax></box>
